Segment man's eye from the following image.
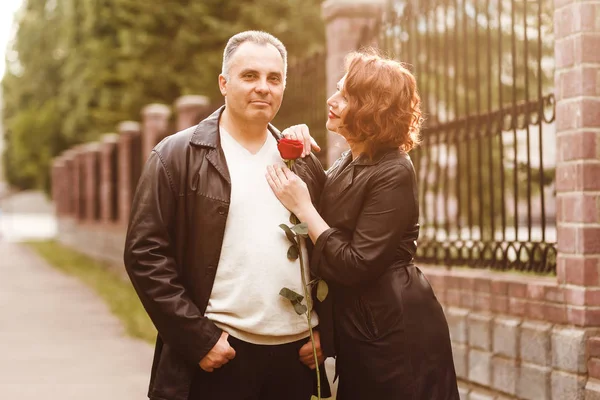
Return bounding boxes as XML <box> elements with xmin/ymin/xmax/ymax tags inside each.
<box><xmin>244</xmin><ymin>74</ymin><xmax>255</xmax><ymax>79</ymax></box>
<box><xmin>270</xmin><ymin>76</ymin><xmax>281</xmax><ymax>82</ymax></box>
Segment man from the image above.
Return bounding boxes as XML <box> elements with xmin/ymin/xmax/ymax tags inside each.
<box><xmin>124</xmin><ymin>31</ymin><xmax>330</xmax><ymax>400</ymax></box>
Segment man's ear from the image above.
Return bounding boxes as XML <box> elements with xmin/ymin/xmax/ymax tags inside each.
<box><xmin>218</xmin><ymin>74</ymin><xmax>227</xmax><ymax>96</ymax></box>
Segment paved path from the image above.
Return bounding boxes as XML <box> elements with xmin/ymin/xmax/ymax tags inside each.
<box><xmin>0</xmin><ymin>241</ymin><xmax>153</xmax><ymax>399</ymax></box>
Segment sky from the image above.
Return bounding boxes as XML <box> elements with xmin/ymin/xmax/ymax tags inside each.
<box><xmin>0</xmin><ymin>0</ymin><xmax>24</xmax><ymax>79</ymax></box>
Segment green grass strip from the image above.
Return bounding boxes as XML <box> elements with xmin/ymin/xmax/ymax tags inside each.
<box><xmin>26</xmin><ymin>240</ymin><xmax>156</xmax><ymax>344</ymax></box>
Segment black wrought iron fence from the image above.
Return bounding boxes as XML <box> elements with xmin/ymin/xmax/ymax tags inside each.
<box><xmin>360</xmin><ymin>0</ymin><xmax>557</xmax><ymax>273</ymax></box>
<box><xmin>274</xmin><ymin>51</ymin><xmax>329</xmax><ymax>167</ymax></box>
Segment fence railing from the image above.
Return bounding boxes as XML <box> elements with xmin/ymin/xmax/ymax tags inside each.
<box><xmin>359</xmin><ymin>0</ymin><xmax>557</xmax><ymax>273</ymax></box>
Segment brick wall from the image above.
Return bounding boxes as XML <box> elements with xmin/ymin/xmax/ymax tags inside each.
<box><xmin>54</xmin><ymin>97</ymin><xmax>216</xmax><ymax>265</ymax></box>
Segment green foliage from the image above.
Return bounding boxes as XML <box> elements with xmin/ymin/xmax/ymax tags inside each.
<box><xmin>2</xmin><ymin>0</ymin><xmax>325</xmax><ymax>192</ymax></box>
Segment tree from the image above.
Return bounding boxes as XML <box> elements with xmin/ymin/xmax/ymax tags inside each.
<box><xmin>2</xmin><ymin>0</ymin><xmax>326</xmax><ymax>192</ymax></box>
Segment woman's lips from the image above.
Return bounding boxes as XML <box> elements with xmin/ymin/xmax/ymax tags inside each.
<box><xmin>328</xmin><ymin>110</ymin><xmax>339</xmax><ymax>119</ymax></box>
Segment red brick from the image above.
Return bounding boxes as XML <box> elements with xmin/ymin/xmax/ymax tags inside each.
<box><xmin>558</xmin><ymin>258</ymin><xmax>568</xmax><ymax>283</ymax></box>
<box><xmin>568</xmin><ymin>306</ymin><xmax>600</xmax><ymax>326</ymax></box>
<box><xmin>557</xmin><ymin>131</ymin><xmax>598</xmax><ymax>162</ymax></box>
<box><xmin>583</xmin><ymin>163</ymin><xmax>600</xmax><ymax>191</ymax></box>
<box><xmin>557</xmin><ymin>225</ymin><xmax>577</xmax><ymax>253</ymax></box>
<box><xmin>545</xmin><ymin>303</ymin><xmax>567</xmax><ymax>324</ymax></box>
<box><xmin>491</xmin><ymin>279</ymin><xmax>509</xmax><ymax>295</ymax></box>
<box><xmin>588</xmin><ymin>336</ymin><xmax>600</xmax><ymax>358</ymax></box>
<box><xmin>566</xmin><ymin>287</ymin><xmax>586</xmax><ymax>305</ymax></box>
<box><xmin>580</xmin><ymin>227</ymin><xmax>600</xmax><ymax>254</ymax></box>
<box><xmin>473</xmin><ymin>293</ymin><xmax>491</xmax><ymax>312</ymax></box>
<box><xmin>561</xmin><ymin>255</ymin><xmax>600</xmax><ymax>285</ymax></box>
<box><xmin>566</xmin><ymin>288</ymin><xmax>600</xmax><ymax>306</ymax></box>
<box><xmin>555</xmin><ymin>36</ymin><xmax>575</xmax><ymax>69</ymax></box>
<box><xmin>527</xmin><ymin>300</ymin><xmax>545</xmax><ymax>320</ymax></box>
<box><xmin>555</xmin><ymin>164</ymin><xmax>578</xmax><ymax>192</ymax></box>
<box><xmin>578</xmin><ymin>34</ymin><xmax>600</xmax><ymax>64</ymax></box>
<box><xmin>445</xmin><ymin>289</ymin><xmax>461</xmax><ymax>307</ymax></box>
<box><xmin>474</xmin><ymin>277</ymin><xmax>491</xmax><ymax>293</ymax></box>
<box><xmin>554</xmin><ymin>0</ymin><xmax>574</xmax><ymax>12</ymax></box>
<box><xmin>589</xmin><ymin>358</ymin><xmax>600</xmax><ymax>380</ymax></box>
<box><xmin>582</xmin><ymin>99</ymin><xmax>600</xmax><ymax>128</ymax></box>
<box><xmin>527</xmin><ymin>283</ymin><xmax>547</xmax><ymax>300</ymax></box>
<box><xmin>460</xmin><ymin>277</ymin><xmax>476</xmax><ymax>292</ymax></box>
<box><xmin>556</xmin><ymin>100</ymin><xmax>579</xmax><ymax>131</ymax></box>
<box><xmin>581</xmin><ymin>4</ymin><xmax>600</xmax><ymax>32</ymax></box>
<box><xmin>544</xmin><ymin>286</ymin><xmax>565</xmax><ymax>303</ymax></box>
<box><xmin>446</xmin><ymin>275</ymin><xmax>461</xmax><ymax>290</ymax></box>
<box><xmin>509</xmin><ymin>297</ymin><xmax>527</xmax><ymax>317</ymax></box>
<box><xmin>554</xmin><ymin>5</ymin><xmax>576</xmax><ymax>39</ymax></box>
<box><xmin>558</xmin><ymin>193</ymin><xmax>600</xmax><ymax>223</ymax></box>
<box><xmin>509</xmin><ymin>282</ymin><xmax>527</xmax><ymax>298</ymax></box>
<box><xmin>460</xmin><ymin>292</ymin><xmax>474</xmax><ymax>309</ymax></box>
<box><xmin>492</xmin><ymin>295</ymin><xmax>509</xmax><ymax>314</ymax></box>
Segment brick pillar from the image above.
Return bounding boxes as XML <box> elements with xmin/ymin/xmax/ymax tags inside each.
<box><xmin>322</xmin><ymin>0</ymin><xmax>384</xmax><ymax>166</ymax></box>
<box><xmin>73</xmin><ymin>146</ymin><xmax>87</xmax><ymax>221</ymax></box>
<box><xmin>63</xmin><ymin>149</ymin><xmax>77</xmax><ymax>217</ymax></box>
<box><xmin>117</xmin><ymin>121</ymin><xmax>142</xmax><ymax>225</ymax></box>
<box><xmin>555</xmin><ymin>0</ymin><xmax>600</xmax><ymax>326</ymax></box>
<box><xmin>175</xmin><ymin>95</ymin><xmax>211</xmax><ymax>131</ymax></box>
<box><xmin>141</xmin><ymin>103</ymin><xmax>171</xmax><ymax>164</ymax></box>
<box><xmin>100</xmin><ymin>133</ymin><xmax>119</xmax><ymax>223</ymax></box>
<box><xmin>83</xmin><ymin>143</ymin><xmax>101</xmax><ymax>222</ymax></box>
<box><xmin>51</xmin><ymin>157</ymin><xmax>65</xmax><ymax>216</ymax></box>
<box><xmin>554</xmin><ymin>1</ymin><xmax>600</xmax><ymax>397</ymax></box>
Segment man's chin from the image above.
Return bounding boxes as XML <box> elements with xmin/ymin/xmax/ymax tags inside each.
<box><xmin>248</xmin><ymin>109</ymin><xmax>275</xmax><ymax>122</ymax></box>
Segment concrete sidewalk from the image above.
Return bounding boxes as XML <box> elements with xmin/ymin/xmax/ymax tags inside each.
<box><xmin>0</xmin><ymin>241</ymin><xmax>153</xmax><ymax>399</ymax></box>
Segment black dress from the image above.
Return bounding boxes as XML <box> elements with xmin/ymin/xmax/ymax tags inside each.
<box><xmin>310</xmin><ymin>149</ymin><xmax>459</xmax><ymax>400</ymax></box>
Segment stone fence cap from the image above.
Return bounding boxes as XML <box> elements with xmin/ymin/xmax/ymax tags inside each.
<box><xmin>175</xmin><ymin>95</ymin><xmax>210</xmax><ymax>110</ymax></box>
<box><xmin>101</xmin><ymin>133</ymin><xmax>120</xmax><ymax>143</ymax></box>
<box><xmin>118</xmin><ymin>121</ymin><xmax>141</xmax><ymax>134</ymax></box>
<box><xmin>84</xmin><ymin>142</ymin><xmax>102</xmax><ymax>152</ymax></box>
<box><xmin>141</xmin><ymin>103</ymin><xmax>172</xmax><ymax>117</ymax></box>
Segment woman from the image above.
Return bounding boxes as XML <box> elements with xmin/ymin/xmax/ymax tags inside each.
<box><xmin>266</xmin><ymin>51</ymin><xmax>459</xmax><ymax>399</ymax></box>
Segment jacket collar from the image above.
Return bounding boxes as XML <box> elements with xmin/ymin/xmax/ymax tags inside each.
<box><xmin>324</xmin><ymin>147</ymin><xmax>402</xmax><ymax>201</ymax></box>
<box><xmin>190</xmin><ymin>105</ymin><xmax>283</xmax><ymax>148</ymax></box>
<box><xmin>351</xmin><ymin>147</ymin><xmax>401</xmax><ymax>166</ymax></box>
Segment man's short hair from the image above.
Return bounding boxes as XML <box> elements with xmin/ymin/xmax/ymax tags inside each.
<box><xmin>221</xmin><ymin>31</ymin><xmax>287</xmax><ymax>83</ymax></box>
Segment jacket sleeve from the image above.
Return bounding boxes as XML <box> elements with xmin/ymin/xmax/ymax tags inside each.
<box><xmin>123</xmin><ymin>150</ymin><xmax>221</xmax><ymax>364</ymax></box>
<box><xmin>310</xmin><ymin>161</ymin><xmax>417</xmax><ymax>287</ymax></box>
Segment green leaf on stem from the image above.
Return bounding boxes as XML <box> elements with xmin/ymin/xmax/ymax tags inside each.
<box><xmin>289</xmin><ymin>213</ymin><xmax>300</xmax><ymax>225</ymax></box>
<box><xmin>316</xmin><ymin>280</ymin><xmax>329</xmax><ymax>302</ymax></box>
<box><xmin>293</xmin><ymin>302</ymin><xmax>308</xmax><ymax>315</ymax></box>
<box><xmin>287</xmin><ymin>245</ymin><xmax>299</xmax><ymax>260</ymax></box>
<box><xmin>279</xmin><ymin>224</ymin><xmax>297</xmax><ymax>244</ymax></box>
<box><xmin>291</xmin><ymin>222</ymin><xmax>309</xmax><ymax>236</ymax></box>
<box><xmin>279</xmin><ymin>287</ymin><xmax>304</xmax><ymax>303</ymax></box>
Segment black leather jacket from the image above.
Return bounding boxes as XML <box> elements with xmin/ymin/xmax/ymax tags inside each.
<box><xmin>124</xmin><ymin>106</ymin><xmax>327</xmax><ymax>400</ymax></box>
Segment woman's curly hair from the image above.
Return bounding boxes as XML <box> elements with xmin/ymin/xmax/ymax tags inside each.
<box><xmin>338</xmin><ymin>50</ymin><xmax>422</xmax><ymax>157</ymax></box>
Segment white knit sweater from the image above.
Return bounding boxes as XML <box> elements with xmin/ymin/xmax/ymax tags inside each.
<box><xmin>204</xmin><ymin>127</ymin><xmax>317</xmax><ymax>345</ymax></box>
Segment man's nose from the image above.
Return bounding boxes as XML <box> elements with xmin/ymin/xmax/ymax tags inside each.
<box><xmin>255</xmin><ymin>78</ymin><xmax>270</xmax><ymax>94</ymax></box>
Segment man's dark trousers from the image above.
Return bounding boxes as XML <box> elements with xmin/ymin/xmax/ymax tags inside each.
<box><xmin>189</xmin><ymin>335</ymin><xmax>315</xmax><ymax>400</ymax></box>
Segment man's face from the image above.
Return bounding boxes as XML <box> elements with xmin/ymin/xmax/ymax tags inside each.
<box><xmin>219</xmin><ymin>42</ymin><xmax>285</xmax><ymax>125</ymax></box>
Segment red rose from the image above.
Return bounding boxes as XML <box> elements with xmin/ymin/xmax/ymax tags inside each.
<box><xmin>277</xmin><ymin>138</ymin><xmax>304</xmax><ymax>160</ymax></box>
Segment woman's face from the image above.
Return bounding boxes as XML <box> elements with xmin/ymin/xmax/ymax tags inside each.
<box><xmin>326</xmin><ymin>75</ymin><xmax>348</xmax><ymax>133</ymax></box>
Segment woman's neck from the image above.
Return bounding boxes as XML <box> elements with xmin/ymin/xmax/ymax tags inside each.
<box><xmin>349</xmin><ymin>142</ymin><xmax>365</xmax><ymax>160</ymax></box>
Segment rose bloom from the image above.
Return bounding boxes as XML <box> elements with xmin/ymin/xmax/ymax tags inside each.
<box><xmin>277</xmin><ymin>138</ymin><xmax>304</xmax><ymax>160</ymax></box>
